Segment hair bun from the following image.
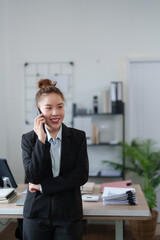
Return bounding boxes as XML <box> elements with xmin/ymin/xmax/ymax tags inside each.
<box><xmin>38</xmin><ymin>79</ymin><xmax>57</xmax><ymax>90</ymax></box>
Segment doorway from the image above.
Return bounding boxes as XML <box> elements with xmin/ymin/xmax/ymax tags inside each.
<box><xmin>126</xmin><ymin>58</ymin><xmax>160</xmax><ymax>222</ymax></box>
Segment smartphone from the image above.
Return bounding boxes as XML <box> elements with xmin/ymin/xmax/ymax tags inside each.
<box><xmin>36</xmin><ymin>108</ymin><xmax>46</xmax><ymax>133</ymax></box>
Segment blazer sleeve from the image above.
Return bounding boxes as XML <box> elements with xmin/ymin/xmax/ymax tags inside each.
<box><xmin>21</xmin><ymin>133</ymin><xmax>51</xmax><ymax>184</ymax></box>
<box><xmin>41</xmin><ymin>132</ymin><xmax>89</xmax><ymax>195</ymax></box>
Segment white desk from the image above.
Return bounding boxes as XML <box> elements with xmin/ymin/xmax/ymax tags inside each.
<box><xmin>0</xmin><ymin>184</ymin><xmax>151</xmax><ymax>240</ymax></box>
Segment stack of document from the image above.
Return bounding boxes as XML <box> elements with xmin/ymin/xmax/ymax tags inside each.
<box><xmin>0</xmin><ymin>188</ymin><xmax>17</xmax><ymax>203</ymax></box>
<box><xmin>81</xmin><ymin>182</ymin><xmax>95</xmax><ymax>194</ymax></box>
<box><xmin>102</xmin><ymin>187</ymin><xmax>137</xmax><ymax>205</ymax></box>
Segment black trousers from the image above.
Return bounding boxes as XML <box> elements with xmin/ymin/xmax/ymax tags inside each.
<box><xmin>23</xmin><ymin>217</ymin><xmax>83</xmax><ymax>240</ymax></box>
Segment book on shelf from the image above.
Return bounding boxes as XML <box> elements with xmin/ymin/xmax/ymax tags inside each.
<box><xmin>91</xmin><ymin>124</ymin><xmax>99</xmax><ymax>144</ymax></box>
<box><xmin>110</xmin><ymin>81</ymin><xmax>123</xmax><ymax>114</ymax></box>
<box><xmin>117</xmin><ymin>82</ymin><xmax>123</xmax><ymax>113</ymax></box>
<box><xmin>102</xmin><ymin>89</ymin><xmax>111</xmax><ymax>113</ymax></box>
<box><xmin>110</xmin><ymin>82</ymin><xmax>117</xmax><ymax>114</ymax></box>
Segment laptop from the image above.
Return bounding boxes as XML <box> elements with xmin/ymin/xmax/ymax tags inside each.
<box><xmin>15</xmin><ymin>195</ymin><xmax>26</xmax><ymax>206</ymax></box>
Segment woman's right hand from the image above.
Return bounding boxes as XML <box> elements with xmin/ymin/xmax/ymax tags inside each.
<box><xmin>29</xmin><ymin>182</ymin><xmax>40</xmax><ymax>193</ymax></box>
<box><xmin>34</xmin><ymin>113</ymin><xmax>46</xmax><ymax>143</ymax></box>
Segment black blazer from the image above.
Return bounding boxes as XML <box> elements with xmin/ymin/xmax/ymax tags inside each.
<box><xmin>21</xmin><ymin>123</ymin><xmax>89</xmax><ymax>220</ymax></box>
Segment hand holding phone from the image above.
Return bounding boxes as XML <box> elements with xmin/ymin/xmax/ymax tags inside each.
<box><xmin>37</xmin><ymin>108</ymin><xmax>46</xmax><ymax>133</ymax></box>
<box><xmin>34</xmin><ymin>108</ymin><xmax>46</xmax><ymax>143</ymax></box>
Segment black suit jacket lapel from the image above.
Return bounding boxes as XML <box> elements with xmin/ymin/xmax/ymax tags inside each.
<box><xmin>60</xmin><ymin>123</ymin><xmax>72</xmax><ymax>175</ymax></box>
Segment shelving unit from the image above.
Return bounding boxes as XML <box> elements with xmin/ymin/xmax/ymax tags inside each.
<box><xmin>72</xmin><ymin>103</ymin><xmax>125</xmax><ymax>179</ymax></box>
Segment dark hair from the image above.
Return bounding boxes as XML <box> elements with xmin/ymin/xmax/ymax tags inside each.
<box><xmin>36</xmin><ymin>79</ymin><xmax>65</xmax><ymax>106</ymax></box>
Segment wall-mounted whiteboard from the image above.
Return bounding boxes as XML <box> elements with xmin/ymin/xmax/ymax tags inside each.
<box><xmin>24</xmin><ymin>61</ymin><xmax>74</xmax><ymax>127</ymax></box>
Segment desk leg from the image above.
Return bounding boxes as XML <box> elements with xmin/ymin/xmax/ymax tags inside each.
<box><xmin>115</xmin><ymin>220</ymin><xmax>123</xmax><ymax>240</ymax></box>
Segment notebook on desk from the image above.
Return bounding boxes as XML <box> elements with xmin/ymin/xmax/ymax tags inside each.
<box><xmin>0</xmin><ymin>188</ymin><xmax>15</xmax><ymax>198</ymax></box>
<box><xmin>81</xmin><ymin>182</ymin><xmax>95</xmax><ymax>194</ymax></box>
<box><xmin>0</xmin><ymin>188</ymin><xmax>17</xmax><ymax>203</ymax></box>
<box><xmin>101</xmin><ymin>179</ymin><xmax>132</xmax><ymax>193</ymax></box>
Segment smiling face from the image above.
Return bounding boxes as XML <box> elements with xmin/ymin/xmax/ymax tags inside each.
<box><xmin>38</xmin><ymin>93</ymin><xmax>65</xmax><ymax>137</ymax></box>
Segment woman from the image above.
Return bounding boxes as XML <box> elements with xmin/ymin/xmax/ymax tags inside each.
<box><xmin>21</xmin><ymin>79</ymin><xmax>89</xmax><ymax>240</ymax></box>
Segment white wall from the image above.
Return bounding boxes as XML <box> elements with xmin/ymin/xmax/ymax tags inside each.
<box><xmin>1</xmin><ymin>0</ymin><xmax>160</xmax><ymax>183</ymax></box>
<box><xmin>0</xmin><ymin>0</ymin><xmax>8</xmax><ymax>232</ymax></box>
<box><xmin>0</xmin><ymin>0</ymin><xmax>7</xmax><ymax>158</ymax></box>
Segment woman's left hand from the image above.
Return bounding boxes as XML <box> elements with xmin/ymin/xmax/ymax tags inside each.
<box><xmin>29</xmin><ymin>182</ymin><xmax>40</xmax><ymax>193</ymax></box>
